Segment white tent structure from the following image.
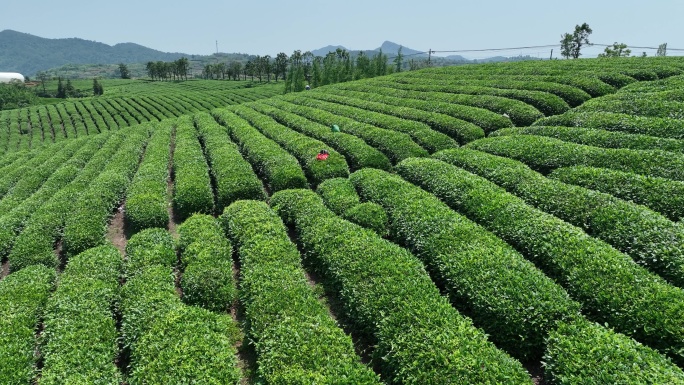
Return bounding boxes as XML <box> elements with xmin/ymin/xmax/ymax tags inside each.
<box><xmin>0</xmin><ymin>72</ymin><xmax>25</xmax><ymax>83</ymax></box>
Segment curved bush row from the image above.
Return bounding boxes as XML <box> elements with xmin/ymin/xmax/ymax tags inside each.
<box><xmin>61</xmin><ymin>127</ymin><xmax>149</xmax><ymax>258</ymax></box>
<box><xmin>400</xmin><ymin>71</ymin><xmax>594</xmax><ymax>104</ymax></box>
<box><xmin>193</xmin><ymin>112</ymin><xmax>266</xmax><ymax>210</ymax></box>
<box><xmin>125</xmin><ymin>123</ymin><xmax>171</xmax><ymax>233</ymax></box>
<box><xmin>549</xmin><ymin>166</ymin><xmax>684</xmax><ymax>222</ymax></box>
<box><xmin>306</xmin><ymin>91</ymin><xmax>485</xmax><ymax>144</ymax></box>
<box><xmin>222</xmin><ymin>200</ymin><xmax>380</xmax><ymax>383</ymax></box>
<box><xmin>577</xmin><ymin>97</ymin><xmax>684</xmax><ymax>119</ymax></box>
<box><xmin>336</xmin><ymin>81</ymin><xmax>544</xmax><ymax>126</ymax></box>
<box><xmin>212</xmin><ymin>108</ymin><xmax>308</xmax><ymax>192</ymax></box>
<box><xmin>491</xmin><ymin>125</ymin><xmax>684</xmax><ymax>153</ymax></box>
<box><xmin>350</xmin><ymin>169</ymin><xmax>579</xmax><ymax>360</ymax></box>
<box><xmin>6</xmin><ymin>129</ymin><xmax>132</xmax><ymax>270</ymax></box>
<box><xmin>622</xmin><ymin>74</ymin><xmax>684</xmax><ymax>93</ymax></box>
<box><xmin>230</xmin><ymin>105</ymin><xmax>349</xmax><ymax>186</ymax></box>
<box><xmin>270</xmin><ymin>189</ymin><xmax>531</xmax><ymax>384</ymax></box>
<box><xmin>544</xmin><ymin>317</ymin><xmax>684</xmax><ymax>384</ymax></box>
<box><xmin>0</xmin><ymin>265</ymin><xmax>55</xmax><ymax>384</ymax></box>
<box><xmin>0</xmin><ymin>134</ymin><xmax>109</xmax><ymax>259</ymax></box>
<box><xmin>122</xmin><ymin>228</ymin><xmax>242</xmax><ymax>384</ymax></box>
<box><xmin>39</xmin><ymin>244</ymin><xmax>122</xmax><ymax>385</ymax></box>
<box><xmin>278</xmin><ymin>94</ymin><xmax>457</xmax><ymax>154</ymax></box>
<box><xmin>367</xmin><ymin>78</ymin><xmax>570</xmax><ymax>116</ymax></box>
<box><xmin>436</xmin><ymin>148</ymin><xmax>684</xmax><ymax>287</ymax></box>
<box><xmin>463</xmin><ymin>74</ymin><xmax>617</xmax><ymax>97</ymax></box>
<box><xmin>325</xmin><ymin>87</ymin><xmax>513</xmax><ymax>133</ymax></box>
<box><xmin>247</xmin><ymin>101</ymin><xmax>392</xmax><ymax>170</ymax></box>
<box><xmin>177</xmin><ymin>214</ymin><xmax>236</xmax><ymax>312</ymax></box>
<box><xmin>258</xmin><ymin>98</ymin><xmax>429</xmax><ymax>162</ymax></box>
<box><xmin>395</xmin><ymin>157</ymin><xmax>684</xmax><ymax>365</ymax></box>
<box><xmin>0</xmin><ymin>143</ymin><xmax>62</xmax><ymax>200</ymax></box>
<box><xmin>533</xmin><ymin>111</ymin><xmax>684</xmax><ymax>139</ymax></box>
<box><xmin>466</xmin><ymin>134</ymin><xmax>684</xmax><ymax>181</ymax></box>
<box><xmin>316</xmin><ymin>178</ymin><xmax>389</xmax><ymax>236</ymax></box>
<box><xmin>172</xmin><ymin>116</ymin><xmax>214</xmax><ymax>220</ymax></box>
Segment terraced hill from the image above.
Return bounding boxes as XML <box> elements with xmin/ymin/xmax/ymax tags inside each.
<box><xmin>3</xmin><ymin>57</ymin><xmax>684</xmax><ymax>384</ymax></box>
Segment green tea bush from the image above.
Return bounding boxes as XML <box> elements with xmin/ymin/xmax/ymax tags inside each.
<box><xmin>222</xmin><ymin>200</ymin><xmax>380</xmax><ymax>384</ymax></box>
<box><xmin>213</xmin><ymin>108</ymin><xmax>308</xmax><ymax>192</ymax></box>
<box><xmin>270</xmin><ymin>189</ymin><xmax>531</xmax><ymax>384</ymax></box>
<box><xmin>396</xmin><ymin>157</ymin><xmax>684</xmax><ymax>365</ymax></box>
<box><xmin>436</xmin><ymin>148</ymin><xmax>684</xmax><ymax>287</ymax></box>
<box><xmin>172</xmin><ymin>116</ymin><xmax>214</xmax><ymax>220</ymax></box>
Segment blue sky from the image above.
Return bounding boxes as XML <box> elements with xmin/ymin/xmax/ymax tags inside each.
<box><xmin>1</xmin><ymin>0</ymin><xmax>682</xmax><ymax>59</ymax></box>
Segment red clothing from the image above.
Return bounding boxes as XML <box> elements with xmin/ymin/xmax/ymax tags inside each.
<box><xmin>316</xmin><ymin>153</ymin><xmax>329</xmax><ymax>161</ymax></box>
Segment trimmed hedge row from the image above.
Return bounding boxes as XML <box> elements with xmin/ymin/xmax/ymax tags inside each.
<box><xmin>0</xmin><ymin>134</ymin><xmax>108</xmax><ymax>259</ymax></box>
<box><xmin>193</xmin><ymin>112</ymin><xmax>266</xmax><ymax>209</ymax></box>
<box><xmin>400</xmin><ymin>71</ymin><xmax>596</xmax><ymax>103</ymax></box>
<box><xmin>0</xmin><ymin>265</ymin><xmax>55</xmax><ymax>384</ymax></box>
<box><xmin>281</xmin><ymin>93</ymin><xmax>458</xmax><ymax>153</ymax></box>
<box><xmin>466</xmin><ymin>134</ymin><xmax>684</xmax><ymax>181</ymax></box>
<box><xmin>61</xmin><ymin>127</ymin><xmax>149</xmax><ymax>258</ymax></box>
<box><xmin>7</xmin><ymin>129</ymin><xmax>134</xmax><ymax>271</ymax></box>
<box><xmin>258</xmin><ymin>97</ymin><xmax>430</xmax><ymax>162</ymax></box>
<box><xmin>350</xmin><ymin>169</ymin><xmax>579</xmax><ymax>360</ymax></box>
<box><xmin>122</xmin><ymin>228</ymin><xmax>242</xmax><ymax>384</ymax></box>
<box><xmin>577</xmin><ymin>96</ymin><xmax>684</xmax><ymax>119</ymax></box>
<box><xmin>395</xmin><ymin>157</ymin><xmax>684</xmax><ymax>365</ymax></box>
<box><xmin>306</xmin><ymin>91</ymin><xmax>485</xmax><ymax>144</ymax></box>
<box><xmin>177</xmin><ymin>214</ymin><xmax>236</xmax><ymax>312</ymax></box>
<box><xmin>247</xmin><ymin>101</ymin><xmax>392</xmax><ymax>170</ymax></box>
<box><xmin>335</xmin><ymin>81</ymin><xmax>544</xmax><ymax>126</ymax></box>
<box><xmin>491</xmin><ymin>125</ymin><xmax>684</xmax><ymax>153</ymax></box>
<box><xmin>435</xmin><ymin>148</ymin><xmax>684</xmax><ymax>287</ymax></box>
<box><xmin>544</xmin><ymin>317</ymin><xmax>684</xmax><ymax>384</ymax></box>
<box><xmin>316</xmin><ymin>178</ymin><xmax>389</xmax><ymax>237</ymax></box>
<box><xmin>222</xmin><ymin>200</ymin><xmax>381</xmax><ymax>383</ymax></box>
<box><xmin>367</xmin><ymin>78</ymin><xmax>570</xmax><ymax>116</ymax></box>
<box><xmin>270</xmin><ymin>189</ymin><xmax>531</xmax><ymax>384</ymax></box>
<box><xmin>0</xmin><ymin>144</ymin><xmax>61</xmax><ymax>200</ymax></box>
<box><xmin>172</xmin><ymin>116</ymin><xmax>214</xmax><ymax>220</ymax></box>
<box><xmin>125</xmin><ymin>123</ymin><xmax>171</xmax><ymax>233</ymax></box>
<box><xmin>212</xmin><ymin>108</ymin><xmax>308</xmax><ymax>192</ymax></box>
<box><xmin>549</xmin><ymin>166</ymin><xmax>684</xmax><ymax>222</ymax></box>
<box><xmin>533</xmin><ymin>111</ymin><xmax>684</xmax><ymax>139</ymax></box>
<box><xmin>39</xmin><ymin>244</ymin><xmax>122</xmax><ymax>385</ymax></box>
<box><xmin>0</xmin><ymin>137</ymin><xmax>86</xmax><ymax>216</ymax></box>
<box><xmin>324</xmin><ymin>87</ymin><xmax>514</xmax><ymax>133</ymax></box>
<box><xmin>230</xmin><ymin>105</ymin><xmax>349</xmax><ymax>186</ymax></box>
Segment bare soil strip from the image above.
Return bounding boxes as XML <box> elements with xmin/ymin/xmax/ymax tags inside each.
<box><xmin>106</xmin><ymin>204</ymin><xmax>128</xmax><ymax>256</ymax></box>
<box><xmin>167</xmin><ymin>125</ymin><xmax>178</xmax><ymax>238</ymax></box>
<box><xmin>1</xmin><ymin>258</ymin><xmax>8</xmax><ymax>279</ymax></box>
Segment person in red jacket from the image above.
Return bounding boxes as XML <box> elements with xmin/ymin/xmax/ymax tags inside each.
<box><xmin>316</xmin><ymin>149</ymin><xmax>329</xmax><ymax>161</ymax></box>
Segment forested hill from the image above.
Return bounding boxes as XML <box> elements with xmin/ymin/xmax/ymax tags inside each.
<box><xmin>0</xmin><ymin>30</ymin><xmax>188</xmax><ymax>76</ymax></box>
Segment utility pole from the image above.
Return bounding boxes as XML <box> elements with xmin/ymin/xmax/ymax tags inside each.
<box><xmin>549</xmin><ymin>48</ymin><xmax>553</xmax><ymax>60</ymax></box>
<box><xmin>216</xmin><ymin>40</ymin><xmax>219</xmax><ymax>55</ymax></box>
<box><xmin>428</xmin><ymin>49</ymin><xmax>433</xmax><ymax>66</ymax></box>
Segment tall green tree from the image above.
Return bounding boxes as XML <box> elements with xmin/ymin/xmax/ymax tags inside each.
<box><xmin>118</xmin><ymin>63</ymin><xmax>131</xmax><ymax>79</ymax></box>
<box><xmin>560</xmin><ymin>23</ymin><xmax>592</xmax><ymax>59</ymax></box>
<box><xmin>275</xmin><ymin>52</ymin><xmax>288</xmax><ymax>81</ymax></box>
<box><xmin>657</xmin><ymin>43</ymin><xmax>667</xmax><ymax>57</ymax></box>
<box><xmin>394</xmin><ymin>45</ymin><xmax>404</xmax><ymax>72</ymax></box>
<box><xmin>598</xmin><ymin>42</ymin><xmax>631</xmax><ymax>58</ymax></box>
<box><xmin>92</xmin><ymin>78</ymin><xmax>104</xmax><ymax>96</ymax></box>
<box><xmin>56</xmin><ymin>77</ymin><xmax>66</xmax><ymax>98</ymax></box>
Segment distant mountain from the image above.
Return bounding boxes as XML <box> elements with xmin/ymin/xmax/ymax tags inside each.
<box><xmin>311</xmin><ymin>45</ymin><xmax>349</xmax><ymax>57</ymax></box>
<box><xmin>0</xmin><ymin>30</ymin><xmax>188</xmax><ymax>76</ymax></box>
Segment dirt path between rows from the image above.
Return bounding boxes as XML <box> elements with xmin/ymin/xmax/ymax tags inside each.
<box><xmin>106</xmin><ymin>204</ymin><xmax>128</xmax><ymax>256</ymax></box>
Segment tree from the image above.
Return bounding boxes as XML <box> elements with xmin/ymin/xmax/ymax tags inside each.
<box><xmin>274</xmin><ymin>52</ymin><xmax>288</xmax><ymax>81</ymax></box>
<box><xmin>56</xmin><ymin>77</ymin><xmax>66</xmax><ymax>98</ymax></box>
<box><xmin>65</xmin><ymin>79</ymin><xmax>76</xmax><ymax>97</ymax></box>
<box><xmin>598</xmin><ymin>42</ymin><xmax>631</xmax><ymax>58</ymax></box>
<box><xmin>36</xmin><ymin>71</ymin><xmax>49</xmax><ymax>95</ymax></box>
<box><xmin>394</xmin><ymin>45</ymin><xmax>404</xmax><ymax>73</ymax></box>
<box><xmin>657</xmin><ymin>43</ymin><xmax>667</xmax><ymax>57</ymax></box>
<box><xmin>560</xmin><ymin>23</ymin><xmax>592</xmax><ymax>59</ymax></box>
<box><xmin>118</xmin><ymin>63</ymin><xmax>131</xmax><ymax>79</ymax></box>
<box><xmin>92</xmin><ymin>78</ymin><xmax>104</xmax><ymax>96</ymax></box>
